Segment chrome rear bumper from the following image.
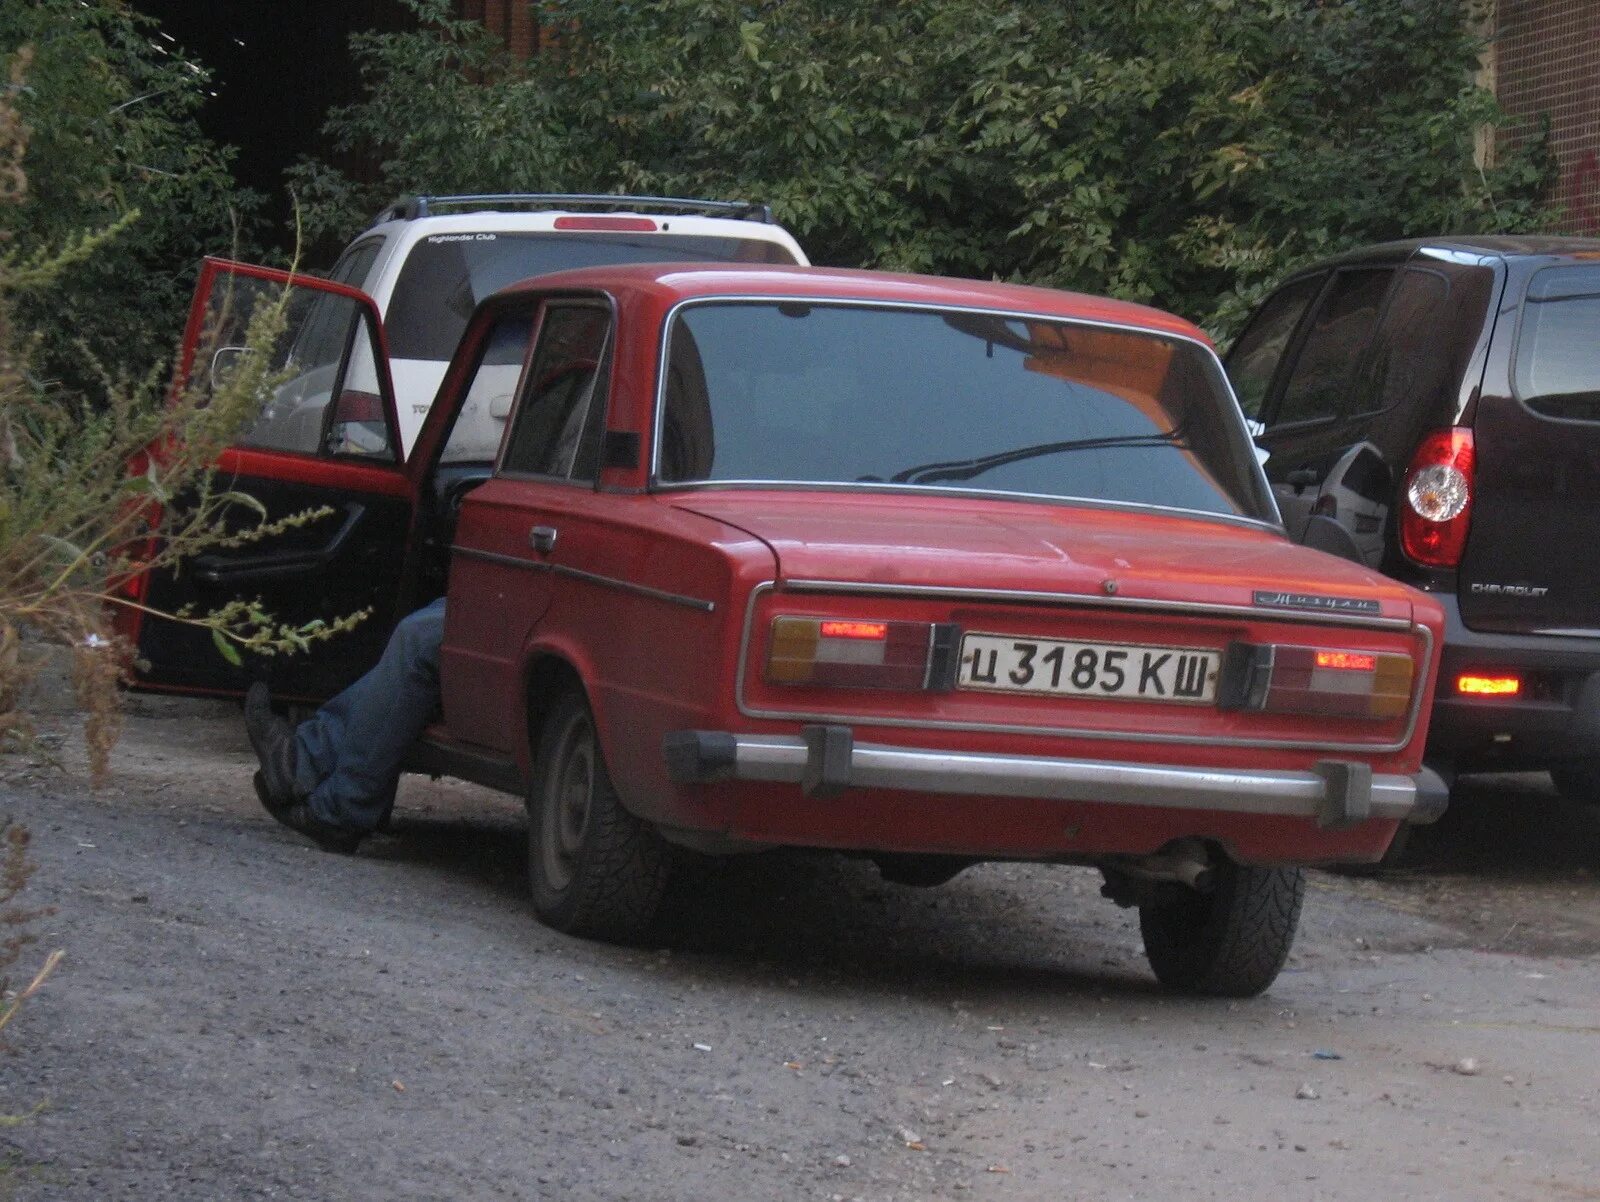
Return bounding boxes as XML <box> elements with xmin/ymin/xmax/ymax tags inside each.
<box><xmin>664</xmin><ymin>725</ymin><xmax>1448</xmax><ymax>828</ymax></box>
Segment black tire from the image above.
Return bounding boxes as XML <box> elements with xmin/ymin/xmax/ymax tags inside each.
<box><xmin>1138</xmin><ymin>861</ymin><xmax>1305</xmax><ymax>997</ymax></box>
<box><xmin>1550</xmin><ymin>759</ymin><xmax>1600</xmax><ymax>805</ymax></box>
<box><xmin>527</xmin><ymin>689</ymin><xmax>673</xmax><ymax>942</ymax></box>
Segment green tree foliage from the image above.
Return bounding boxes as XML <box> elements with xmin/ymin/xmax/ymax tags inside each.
<box><xmin>0</xmin><ymin>0</ymin><xmax>258</xmax><ymax>390</ymax></box>
<box><xmin>291</xmin><ymin>0</ymin><xmax>1554</xmax><ymax>336</ymax></box>
<box><xmin>1</xmin><ymin>50</ymin><xmax>363</xmax><ymax>783</ymax></box>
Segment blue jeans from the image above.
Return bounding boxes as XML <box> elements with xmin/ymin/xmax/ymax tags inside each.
<box><xmin>293</xmin><ymin>598</ymin><xmax>446</xmax><ymax>831</ymax></box>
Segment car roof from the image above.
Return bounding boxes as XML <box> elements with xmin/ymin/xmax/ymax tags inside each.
<box><xmin>1309</xmin><ymin>233</ymin><xmax>1600</xmax><ymax>270</ymax></box>
<box><xmin>490</xmin><ymin>263</ymin><xmax>1212</xmax><ymax>344</ymax></box>
<box><xmin>360</xmin><ymin>209</ymin><xmax>806</xmax><ymax>247</ymax></box>
<box><xmin>354</xmin><ymin>193</ymin><xmax>806</xmax><ymax>256</ymax></box>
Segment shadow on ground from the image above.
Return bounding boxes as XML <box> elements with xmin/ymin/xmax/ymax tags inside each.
<box><xmin>337</xmin><ymin>764</ymin><xmax>1600</xmax><ymax>989</ymax></box>
<box><xmin>1333</xmin><ymin>771</ymin><xmax>1600</xmax><ymax>957</ymax></box>
<box><xmin>368</xmin><ymin>805</ymin><xmax>1156</xmax><ymax>999</ymax></box>
<box><xmin>1404</xmin><ymin>771</ymin><xmax>1600</xmax><ymax>878</ymax></box>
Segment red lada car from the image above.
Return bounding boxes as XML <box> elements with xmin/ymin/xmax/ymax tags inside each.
<box><xmin>124</xmin><ymin>259</ymin><xmax>1448</xmax><ymax>996</ymax></box>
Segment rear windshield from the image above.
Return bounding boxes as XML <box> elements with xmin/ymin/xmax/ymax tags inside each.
<box><xmin>1515</xmin><ymin>265</ymin><xmax>1600</xmax><ymax>423</ymax></box>
<box><xmin>385</xmin><ymin>231</ymin><xmax>796</xmax><ymax>361</ymax></box>
<box><xmin>657</xmin><ymin>301</ymin><xmax>1274</xmax><ymax>522</ymax></box>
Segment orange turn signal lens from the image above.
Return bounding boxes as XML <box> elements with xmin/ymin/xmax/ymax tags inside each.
<box><xmin>1456</xmin><ymin>674</ymin><xmax>1521</xmax><ymax>696</ymax></box>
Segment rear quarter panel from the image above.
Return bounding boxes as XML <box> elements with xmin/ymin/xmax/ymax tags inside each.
<box><xmin>518</xmin><ymin>499</ymin><xmax>776</xmax><ymax>829</ymax></box>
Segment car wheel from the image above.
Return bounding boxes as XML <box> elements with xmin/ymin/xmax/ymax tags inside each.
<box><xmin>1138</xmin><ymin>860</ymin><xmax>1305</xmax><ymax>997</ymax></box>
<box><xmin>527</xmin><ymin>689</ymin><xmax>673</xmax><ymax>942</ymax></box>
<box><xmin>1550</xmin><ymin>759</ymin><xmax>1600</xmax><ymax>805</ymax></box>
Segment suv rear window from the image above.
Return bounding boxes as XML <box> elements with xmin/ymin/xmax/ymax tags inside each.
<box><xmin>385</xmin><ymin>231</ymin><xmax>796</xmax><ymax>361</ymax></box>
<box><xmin>1515</xmin><ymin>266</ymin><xmax>1600</xmax><ymax>423</ymax></box>
<box><xmin>658</xmin><ymin>302</ymin><xmax>1273</xmax><ymax>522</ymax></box>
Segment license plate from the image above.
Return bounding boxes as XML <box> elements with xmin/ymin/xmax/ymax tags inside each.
<box><xmin>957</xmin><ymin>632</ymin><xmax>1220</xmax><ymax>704</ymax></box>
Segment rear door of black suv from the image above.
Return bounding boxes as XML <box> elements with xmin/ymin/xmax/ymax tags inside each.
<box><xmin>1459</xmin><ymin>258</ymin><xmax>1600</xmax><ymax>638</ymax></box>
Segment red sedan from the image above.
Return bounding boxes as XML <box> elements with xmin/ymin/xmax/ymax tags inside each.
<box><xmin>128</xmin><ymin>260</ymin><xmax>1447</xmax><ymax>996</ymax></box>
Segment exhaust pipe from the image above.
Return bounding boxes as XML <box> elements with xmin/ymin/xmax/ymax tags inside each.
<box><xmin>1115</xmin><ymin>839</ymin><xmax>1215</xmax><ymax>891</ymax></box>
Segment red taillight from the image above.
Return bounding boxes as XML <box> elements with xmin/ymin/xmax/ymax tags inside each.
<box><xmin>768</xmin><ymin>617</ymin><xmax>938</xmax><ymax>690</ymax></box>
<box><xmin>552</xmin><ymin>215</ymin><xmax>658</xmax><ymax>232</ymax></box>
<box><xmin>332</xmin><ymin>389</ymin><xmax>384</xmax><ymax>422</ymax></box>
<box><xmin>1456</xmin><ymin>673</ymin><xmax>1521</xmax><ymax>696</ymax></box>
<box><xmin>1223</xmin><ymin>643</ymin><xmax>1414</xmax><ymax>720</ymax></box>
<box><xmin>1400</xmin><ymin>427</ymin><xmax>1474</xmax><ymax>568</ymax></box>
<box><xmin>819</xmin><ymin>620</ymin><xmax>888</xmax><ymax>640</ymax></box>
<box><xmin>1314</xmin><ymin>650</ymin><xmax>1377</xmax><ymax>672</ymax></box>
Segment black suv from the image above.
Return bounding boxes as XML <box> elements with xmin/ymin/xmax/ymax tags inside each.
<box><xmin>1225</xmin><ymin>236</ymin><xmax>1600</xmax><ymax>801</ymax></box>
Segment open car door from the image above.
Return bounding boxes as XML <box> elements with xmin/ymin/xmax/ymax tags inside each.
<box><xmin>119</xmin><ymin>258</ymin><xmax>414</xmax><ymax>703</ymax></box>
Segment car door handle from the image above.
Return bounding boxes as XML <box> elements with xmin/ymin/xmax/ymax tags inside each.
<box><xmin>529</xmin><ymin>525</ymin><xmax>558</xmax><ymax>554</ymax></box>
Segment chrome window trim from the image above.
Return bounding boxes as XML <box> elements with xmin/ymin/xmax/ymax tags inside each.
<box><xmin>649</xmin><ymin>294</ymin><xmax>1281</xmax><ymax>530</ymax></box>
<box><xmin>451</xmin><ymin>545</ymin><xmax>715</xmax><ymax>612</ymax></box>
<box><xmin>734</xmin><ymin>580</ymin><xmax>1431</xmax><ymax>753</ymax></box>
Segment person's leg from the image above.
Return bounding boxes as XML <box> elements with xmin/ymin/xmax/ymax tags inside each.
<box><xmin>293</xmin><ymin>597</ymin><xmax>446</xmax><ymax>832</ymax></box>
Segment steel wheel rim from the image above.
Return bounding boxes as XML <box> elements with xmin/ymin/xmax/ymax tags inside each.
<box><xmin>541</xmin><ymin>711</ymin><xmax>594</xmax><ymax>893</ymax></box>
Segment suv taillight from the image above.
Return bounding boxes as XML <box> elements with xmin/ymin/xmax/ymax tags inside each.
<box><xmin>1400</xmin><ymin>427</ymin><xmax>1474</xmax><ymax>568</ymax></box>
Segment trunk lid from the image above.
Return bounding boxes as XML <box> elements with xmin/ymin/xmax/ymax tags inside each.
<box><xmin>674</xmin><ymin>491</ymin><xmax>1417</xmax><ymax>620</ymax></box>
<box><xmin>685</xmin><ymin>492</ymin><xmax>1434</xmax><ymax>760</ymax></box>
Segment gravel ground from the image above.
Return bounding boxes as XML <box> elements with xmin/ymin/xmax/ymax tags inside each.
<box><xmin>1</xmin><ymin>699</ymin><xmax>1598</xmax><ymax>1200</ymax></box>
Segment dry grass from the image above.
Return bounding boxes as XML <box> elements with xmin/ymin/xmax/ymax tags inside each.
<box><xmin>0</xmin><ymin>46</ymin><xmax>363</xmax><ymax>782</ymax></box>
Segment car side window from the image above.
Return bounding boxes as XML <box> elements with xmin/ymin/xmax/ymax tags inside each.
<box><xmin>212</xmin><ymin>274</ymin><xmax>398</xmax><ymax>462</ymax></box>
<box><xmin>500</xmin><ymin>304</ymin><xmax>612</xmax><ymax>481</ymax></box>
<box><xmin>287</xmin><ymin>240</ymin><xmax>384</xmax><ymax>372</ymax></box>
<box><xmin>1224</xmin><ymin>275</ymin><xmax>1323</xmax><ymax>420</ymax></box>
<box><xmin>331</xmin><ymin>239</ymin><xmax>383</xmax><ymax>290</ymax></box>
<box><xmin>1363</xmin><ymin>267</ymin><xmax>1454</xmax><ymax>416</ymax></box>
<box><xmin>1269</xmin><ymin>268</ymin><xmax>1393</xmax><ymax>428</ymax></box>
<box><xmin>1515</xmin><ymin>266</ymin><xmax>1600</xmax><ymax>424</ymax></box>
<box><xmin>439</xmin><ymin>312</ymin><xmax>536</xmax><ymax>465</ymax></box>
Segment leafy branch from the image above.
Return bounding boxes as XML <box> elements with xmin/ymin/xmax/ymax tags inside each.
<box><xmin>1</xmin><ymin>48</ymin><xmax>366</xmax><ymax>782</ymax></box>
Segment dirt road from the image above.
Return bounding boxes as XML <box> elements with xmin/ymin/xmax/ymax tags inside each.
<box><xmin>1</xmin><ymin>701</ymin><xmax>1598</xmax><ymax>1200</ymax></box>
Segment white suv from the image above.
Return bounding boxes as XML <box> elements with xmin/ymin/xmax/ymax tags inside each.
<box><xmin>318</xmin><ymin>194</ymin><xmax>809</xmax><ymax>453</ymax></box>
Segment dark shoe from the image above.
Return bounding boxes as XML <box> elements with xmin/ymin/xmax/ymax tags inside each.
<box><xmin>263</xmin><ymin>798</ymin><xmax>364</xmax><ymax>855</ymax></box>
<box><xmin>245</xmin><ymin>682</ymin><xmax>301</xmax><ymax>811</ymax></box>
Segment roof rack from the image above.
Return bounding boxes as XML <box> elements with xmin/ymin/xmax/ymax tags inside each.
<box><xmin>373</xmin><ymin>193</ymin><xmax>776</xmax><ymax>226</ymax></box>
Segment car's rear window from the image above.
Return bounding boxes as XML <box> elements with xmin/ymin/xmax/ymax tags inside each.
<box><xmin>385</xmin><ymin>231</ymin><xmax>796</xmax><ymax>361</ymax></box>
<box><xmin>657</xmin><ymin>301</ymin><xmax>1274</xmax><ymax>522</ymax></box>
<box><xmin>1515</xmin><ymin>265</ymin><xmax>1600</xmax><ymax>423</ymax></box>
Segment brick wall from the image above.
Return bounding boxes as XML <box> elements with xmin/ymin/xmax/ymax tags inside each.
<box><xmin>1494</xmin><ymin>0</ymin><xmax>1600</xmax><ymax>233</ymax></box>
<box><xmin>456</xmin><ymin>0</ymin><xmax>541</xmax><ymax>58</ymax></box>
